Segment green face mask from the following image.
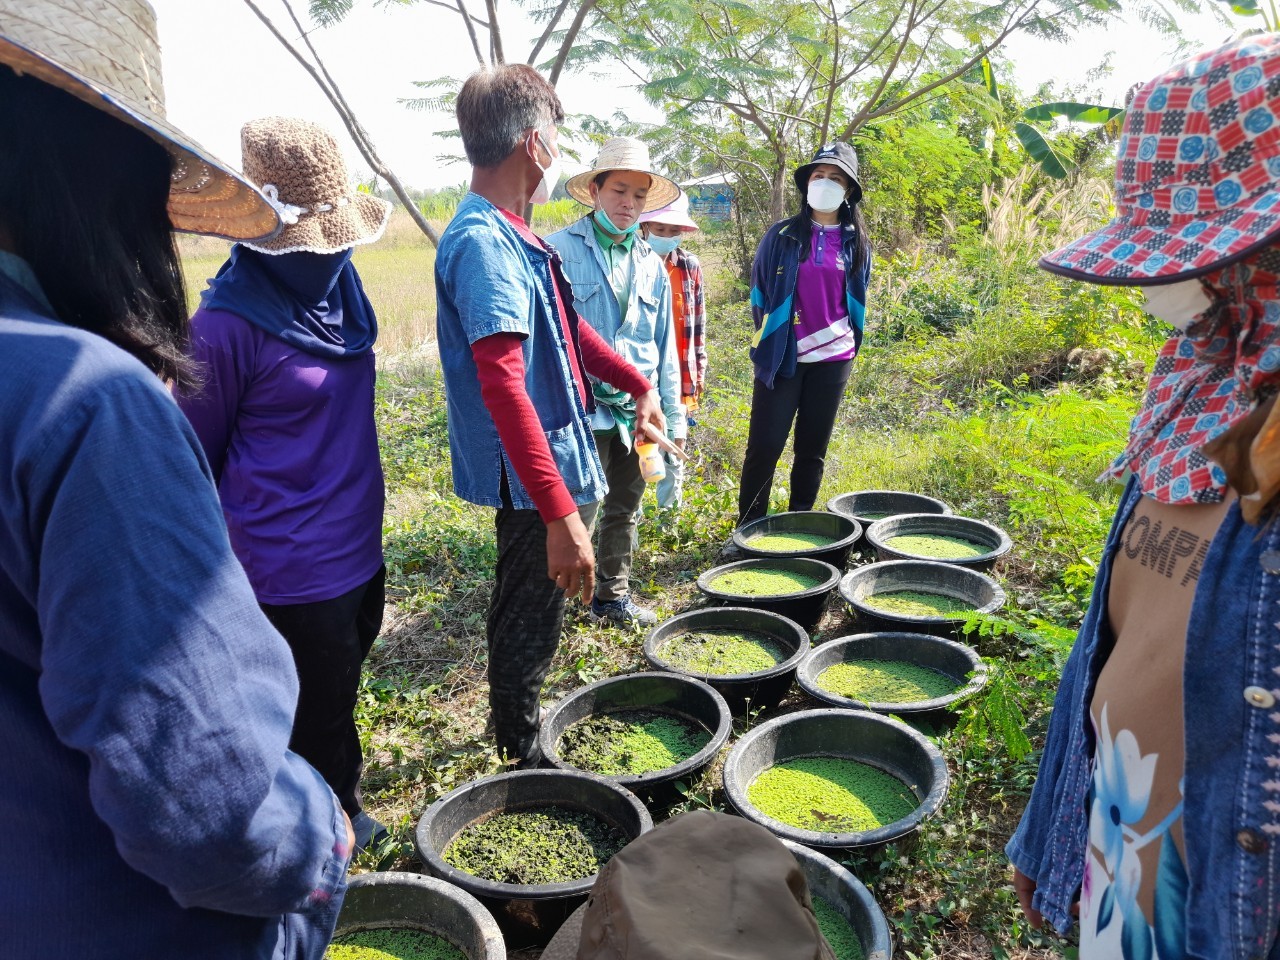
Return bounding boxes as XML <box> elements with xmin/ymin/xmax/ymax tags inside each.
<box><xmin>593</xmin><ymin>207</ymin><xmax>640</xmax><ymax>238</ymax></box>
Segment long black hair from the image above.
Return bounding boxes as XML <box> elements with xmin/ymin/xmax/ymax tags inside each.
<box><xmin>783</xmin><ymin>187</ymin><xmax>872</xmax><ymax>277</ymax></box>
<box><xmin>0</xmin><ymin>65</ymin><xmax>196</xmax><ymax>388</ymax></box>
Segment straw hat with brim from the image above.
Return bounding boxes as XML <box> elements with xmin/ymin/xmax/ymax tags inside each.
<box><xmin>794</xmin><ymin>141</ymin><xmax>863</xmax><ymax>206</ymax></box>
<box><xmin>239</xmin><ymin>117</ymin><xmax>391</xmax><ymax>255</ymax></box>
<box><xmin>564</xmin><ymin>137</ymin><xmax>681</xmax><ymax>212</ymax></box>
<box><xmin>1041</xmin><ymin>35</ymin><xmax>1280</xmax><ymax>286</ymax></box>
<box><xmin>638</xmin><ymin>190</ymin><xmax>700</xmax><ymax>232</ymax></box>
<box><xmin>0</xmin><ymin>0</ymin><xmax>280</xmax><ymax>243</ymax></box>
<box><xmin>542</xmin><ymin>810</ymin><xmax>837</xmax><ymax>960</ymax></box>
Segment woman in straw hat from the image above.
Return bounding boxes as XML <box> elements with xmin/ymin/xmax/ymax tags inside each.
<box><xmin>1008</xmin><ymin>36</ymin><xmax>1280</xmax><ymax>958</ymax></box>
<box><xmin>736</xmin><ymin>142</ymin><xmax>871</xmax><ymax>528</ymax></box>
<box><xmin>176</xmin><ymin>116</ymin><xmax>392</xmax><ymax>853</ymax></box>
<box><xmin>0</xmin><ymin>3</ymin><xmax>352</xmax><ymax>958</ymax></box>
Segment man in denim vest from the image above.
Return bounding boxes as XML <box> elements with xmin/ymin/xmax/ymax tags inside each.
<box><xmin>435</xmin><ymin>67</ymin><xmax>664</xmax><ymax>767</ymax></box>
<box><xmin>548</xmin><ymin>139</ymin><xmax>687</xmax><ymax>627</ymax></box>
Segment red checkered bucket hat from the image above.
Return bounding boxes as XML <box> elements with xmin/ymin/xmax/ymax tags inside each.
<box><xmin>1042</xmin><ymin>35</ymin><xmax>1280</xmax><ymax>285</ymax></box>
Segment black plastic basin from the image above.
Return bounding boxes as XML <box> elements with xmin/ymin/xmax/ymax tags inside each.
<box><xmin>839</xmin><ymin>560</ymin><xmax>1005</xmax><ymax>639</ymax></box>
<box><xmin>781</xmin><ymin>839</ymin><xmax>893</xmax><ymax>960</ymax></box>
<box><xmin>537</xmin><ymin>672</ymin><xmax>732</xmax><ymax>806</ymax></box>
<box><xmin>797</xmin><ymin>631</ymin><xmax>987</xmax><ymax>725</ymax></box>
<box><xmin>643</xmin><ymin>607</ymin><xmax>809</xmax><ymax>716</ymax></box>
<box><xmin>415</xmin><ymin>769</ymin><xmax>653</xmax><ymax>948</ymax></box>
<box><xmin>826</xmin><ymin>491</ymin><xmax>952</xmax><ymax>550</ymax></box>
<box><xmin>733</xmin><ymin>511</ymin><xmax>862</xmax><ymax>569</ymax></box>
<box><xmin>331</xmin><ymin>872</ymin><xmax>505</xmax><ymax>960</ymax></box>
<box><xmin>722</xmin><ymin>708</ymin><xmax>947</xmax><ymax>851</ymax></box>
<box><xmin>698</xmin><ymin>557</ymin><xmax>841</xmax><ymax>634</ymax></box>
<box><xmin>865</xmin><ymin>513</ymin><xmax>1011</xmax><ymax>573</ymax></box>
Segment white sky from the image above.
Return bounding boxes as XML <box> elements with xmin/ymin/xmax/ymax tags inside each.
<box><xmin>148</xmin><ymin>0</ymin><xmax>1246</xmax><ymax>192</ymax></box>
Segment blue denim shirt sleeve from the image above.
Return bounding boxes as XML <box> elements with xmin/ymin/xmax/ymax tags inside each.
<box><xmin>28</xmin><ymin>371</ymin><xmax>350</xmax><ymax>918</ymax></box>
<box><xmin>438</xmin><ymin>220</ymin><xmax>534</xmax><ymax>344</ymax></box>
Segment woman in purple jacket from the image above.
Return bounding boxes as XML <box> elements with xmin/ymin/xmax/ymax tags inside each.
<box><xmin>177</xmin><ymin>117</ymin><xmax>392</xmax><ymax>850</ymax></box>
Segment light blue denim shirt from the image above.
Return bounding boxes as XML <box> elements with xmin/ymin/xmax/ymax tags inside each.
<box><xmin>436</xmin><ymin>193</ymin><xmax>606</xmax><ymax>510</ymax></box>
<box><xmin>1007</xmin><ymin>477</ymin><xmax>1280</xmax><ymax>959</ymax></box>
<box><xmin>547</xmin><ymin>216</ymin><xmax>687</xmax><ymax>442</ymax></box>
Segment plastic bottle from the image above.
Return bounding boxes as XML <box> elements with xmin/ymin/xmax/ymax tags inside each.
<box><xmin>636</xmin><ymin>441</ymin><xmax>666</xmax><ymax>483</ymax></box>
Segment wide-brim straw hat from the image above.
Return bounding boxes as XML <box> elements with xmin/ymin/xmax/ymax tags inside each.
<box><xmin>638</xmin><ymin>190</ymin><xmax>700</xmax><ymax>232</ymax></box>
<box><xmin>0</xmin><ymin>0</ymin><xmax>280</xmax><ymax>243</ymax></box>
<box><xmin>564</xmin><ymin>136</ymin><xmax>680</xmax><ymax>212</ymax></box>
<box><xmin>239</xmin><ymin>117</ymin><xmax>391</xmax><ymax>255</ymax></box>
<box><xmin>1042</xmin><ymin>35</ymin><xmax>1280</xmax><ymax>285</ymax></box>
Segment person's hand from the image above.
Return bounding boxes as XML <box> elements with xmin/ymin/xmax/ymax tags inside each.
<box><xmin>342</xmin><ymin>810</ymin><xmax>356</xmax><ymax>858</ymax></box>
<box><xmin>547</xmin><ymin>510</ymin><xmax>595</xmax><ymax>603</ymax></box>
<box><xmin>1012</xmin><ymin>867</ymin><xmax>1043</xmax><ymax>929</ymax></box>
<box><xmin>675</xmin><ymin>437</ymin><xmax>686</xmax><ymax>451</ymax></box>
<box><xmin>633</xmin><ymin>389</ymin><xmax>666</xmax><ymax>445</ymax></box>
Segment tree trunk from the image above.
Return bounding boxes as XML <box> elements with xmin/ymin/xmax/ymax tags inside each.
<box><xmin>769</xmin><ymin>149</ymin><xmax>790</xmax><ymax>223</ymax></box>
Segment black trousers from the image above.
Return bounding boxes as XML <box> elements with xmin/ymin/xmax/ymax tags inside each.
<box><xmin>260</xmin><ymin>566</ymin><xmax>386</xmax><ymax>818</ymax></box>
<box><xmin>737</xmin><ymin>359</ymin><xmax>853</xmax><ymax>525</ymax></box>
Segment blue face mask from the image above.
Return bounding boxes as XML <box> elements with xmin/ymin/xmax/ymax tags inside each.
<box><xmin>646</xmin><ymin>234</ymin><xmax>681</xmax><ymax>256</ymax></box>
<box><xmin>593</xmin><ymin>207</ymin><xmax>640</xmax><ymax>238</ymax></box>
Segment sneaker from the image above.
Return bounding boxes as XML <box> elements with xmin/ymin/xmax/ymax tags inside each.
<box><xmin>590</xmin><ymin>595</ymin><xmax>658</xmax><ymax>627</ymax></box>
<box><xmin>351</xmin><ymin>811</ymin><xmax>389</xmax><ymax>852</ymax></box>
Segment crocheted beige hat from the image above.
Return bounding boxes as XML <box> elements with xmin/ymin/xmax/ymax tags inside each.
<box><xmin>564</xmin><ymin>136</ymin><xmax>680</xmax><ymax>212</ymax></box>
<box><xmin>239</xmin><ymin>117</ymin><xmax>392</xmax><ymax>255</ymax></box>
<box><xmin>0</xmin><ymin>0</ymin><xmax>280</xmax><ymax>242</ymax></box>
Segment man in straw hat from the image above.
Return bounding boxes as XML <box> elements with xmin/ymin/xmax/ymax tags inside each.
<box><xmin>0</xmin><ymin>3</ymin><xmax>353</xmax><ymax>958</ymax></box>
<box><xmin>548</xmin><ymin>137</ymin><xmax>686</xmax><ymax>627</ymax></box>
<box><xmin>1007</xmin><ymin>35</ymin><xmax>1280</xmax><ymax>958</ymax></box>
<box><xmin>541</xmin><ymin>810</ymin><xmax>839</xmax><ymax>960</ymax></box>
<box><xmin>436</xmin><ymin>65</ymin><xmax>665</xmax><ymax>768</ymax></box>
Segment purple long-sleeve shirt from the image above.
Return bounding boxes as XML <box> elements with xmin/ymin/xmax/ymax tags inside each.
<box><xmin>177</xmin><ymin>308</ymin><xmax>385</xmax><ymax>605</ymax></box>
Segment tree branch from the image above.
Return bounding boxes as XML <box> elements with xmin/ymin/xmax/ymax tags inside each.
<box><xmin>455</xmin><ymin>0</ymin><xmax>487</xmax><ymax>64</ymax></box>
<box><xmin>420</xmin><ymin>0</ymin><xmax>489</xmax><ymax>28</ymax></box>
<box><xmin>483</xmin><ymin>0</ymin><xmax>505</xmax><ymax>63</ymax></box>
<box><xmin>527</xmin><ymin>0</ymin><xmax>572</xmax><ymax>63</ymax></box>
<box><xmin>549</xmin><ymin>0</ymin><xmax>601</xmax><ymax>85</ymax></box>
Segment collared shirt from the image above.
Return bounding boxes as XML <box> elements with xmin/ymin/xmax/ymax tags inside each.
<box><xmin>591</xmin><ymin>217</ymin><xmax>636</xmax><ymax>322</ymax></box>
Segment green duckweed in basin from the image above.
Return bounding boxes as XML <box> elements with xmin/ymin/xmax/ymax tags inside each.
<box><xmin>747</xmin><ymin>757</ymin><xmax>917</xmax><ymax>833</ymax></box>
<box><xmin>817</xmin><ymin>659</ymin><xmax>961</xmax><ymax>703</ymax></box>
<box><xmin>746</xmin><ymin>531</ymin><xmax>836</xmax><ymax>552</ymax></box>
<box><xmin>556</xmin><ymin>709</ymin><xmax>711</xmax><ymax>776</ymax></box>
<box><xmin>657</xmin><ymin>629</ymin><xmax>787</xmax><ymax>675</ymax></box>
<box><xmin>861</xmin><ymin>590</ymin><xmax>973</xmax><ymax>618</ymax></box>
<box><xmin>709</xmin><ymin>568</ymin><xmax>821</xmax><ymax>596</ymax></box>
<box><xmin>857</xmin><ymin>512</ymin><xmax>892</xmax><ymax>520</ymax></box>
<box><xmin>325</xmin><ymin>929</ymin><xmax>466</xmax><ymax>960</ymax></box>
<box><xmin>813</xmin><ymin>897</ymin><xmax>864</xmax><ymax>960</ymax></box>
<box><xmin>443</xmin><ymin>806</ymin><xmax>627</xmax><ymax>885</ymax></box>
<box><xmin>884</xmin><ymin>533</ymin><xmax>987</xmax><ymax>560</ymax></box>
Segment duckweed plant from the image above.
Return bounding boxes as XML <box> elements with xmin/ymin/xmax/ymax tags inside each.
<box><xmin>817</xmin><ymin>659</ymin><xmax>961</xmax><ymax>703</ymax></box>
<box><xmin>861</xmin><ymin>590</ymin><xmax>973</xmax><ymax>617</ymax></box>
<box><xmin>657</xmin><ymin>629</ymin><xmax>786</xmax><ymax>675</ymax></box>
<box><xmin>746</xmin><ymin>531</ymin><xmax>836</xmax><ymax>552</ymax></box>
<box><xmin>443</xmin><ymin>806</ymin><xmax>627</xmax><ymax>884</ymax></box>
<box><xmin>325</xmin><ymin>929</ymin><xmax>466</xmax><ymax>960</ymax></box>
<box><xmin>748</xmin><ymin>757</ymin><xmax>917</xmax><ymax>832</ymax></box>
<box><xmin>813</xmin><ymin>898</ymin><xmax>865</xmax><ymax>960</ymax></box>
<box><xmin>557</xmin><ymin>710</ymin><xmax>711</xmax><ymax>776</ymax></box>
<box><xmin>884</xmin><ymin>533</ymin><xmax>988</xmax><ymax>560</ymax></box>
<box><xmin>709</xmin><ymin>568</ymin><xmax>821</xmax><ymax>596</ymax></box>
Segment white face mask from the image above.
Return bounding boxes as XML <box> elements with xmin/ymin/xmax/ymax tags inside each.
<box><xmin>807</xmin><ymin>177</ymin><xmax>847</xmax><ymax>213</ymax></box>
<box><xmin>1140</xmin><ymin>278</ymin><xmax>1211</xmax><ymax>331</ymax></box>
<box><xmin>646</xmin><ymin>234</ymin><xmax>681</xmax><ymax>256</ymax></box>
<box><xmin>529</xmin><ymin>130</ymin><xmax>561</xmax><ymax>205</ymax></box>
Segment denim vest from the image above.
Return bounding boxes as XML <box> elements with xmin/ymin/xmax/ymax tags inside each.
<box><xmin>546</xmin><ymin>217</ymin><xmax>687</xmax><ymax>440</ymax></box>
<box><xmin>435</xmin><ymin>193</ymin><xmax>606</xmax><ymax>510</ymax></box>
<box><xmin>1007</xmin><ymin>477</ymin><xmax>1280</xmax><ymax>959</ymax></box>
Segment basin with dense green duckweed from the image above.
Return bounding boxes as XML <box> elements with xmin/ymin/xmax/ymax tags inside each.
<box><xmin>723</xmin><ymin>708</ymin><xmax>947</xmax><ymax>850</ymax></box>
<box><xmin>781</xmin><ymin>838</ymin><xmax>892</xmax><ymax>960</ymax></box>
<box><xmin>866</xmin><ymin>513</ymin><xmax>1011</xmax><ymax>572</ymax></box>
<box><xmin>330</xmin><ymin>872</ymin><xmax>504</xmax><ymax>960</ymax></box>
<box><xmin>797</xmin><ymin>632</ymin><xmax>987</xmax><ymax>726</ymax></box>
<box><xmin>556</xmin><ymin>710</ymin><xmax>712</xmax><ymax>777</ymax></box>
<box><xmin>826</xmin><ymin>492</ymin><xmax>951</xmax><ymax>550</ymax></box>
<box><xmin>443</xmin><ymin>806</ymin><xmax>627</xmax><ymax>885</ymax></box>
<box><xmin>644</xmin><ymin>607</ymin><xmax>810</xmax><ymax>715</ymax></box>
<box><xmin>538</xmin><ymin>672</ymin><xmax>732</xmax><ymax>803</ymax></box>
<box><xmin>326</xmin><ymin>929</ymin><xmax>467</xmax><ymax>960</ymax></box>
<box><xmin>734</xmin><ymin>510</ymin><xmax>861</xmax><ymax>568</ymax></box>
<box><xmin>839</xmin><ymin>560</ymin><xmax>1005</xmax><ymax>639</ymax></box>
<box><xmin>698</xmin><ymin>557</ymin><xmax>841</xmax><ymax>634</ymax></box>
<box><xmin>748</xmin><ymin>757</ymin><xmax>917</xmax><ymax>833</ymax></box>
<box><xmin>416</xmin><ymin>769</ymin><xmax>652</xmax><ymax>947</ymax></box>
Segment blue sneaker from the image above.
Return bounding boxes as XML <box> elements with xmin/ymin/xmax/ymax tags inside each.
<box><xmin>590</xmin><ymin>595</ymin><xmax>658</xmax><ymax>627</ymax></box>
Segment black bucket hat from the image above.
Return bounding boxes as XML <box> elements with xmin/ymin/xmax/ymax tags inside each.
<box><xmin>794</xmin><ymin>142</ymin><xmax>862</xmax><ymax>206</ymax></box>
